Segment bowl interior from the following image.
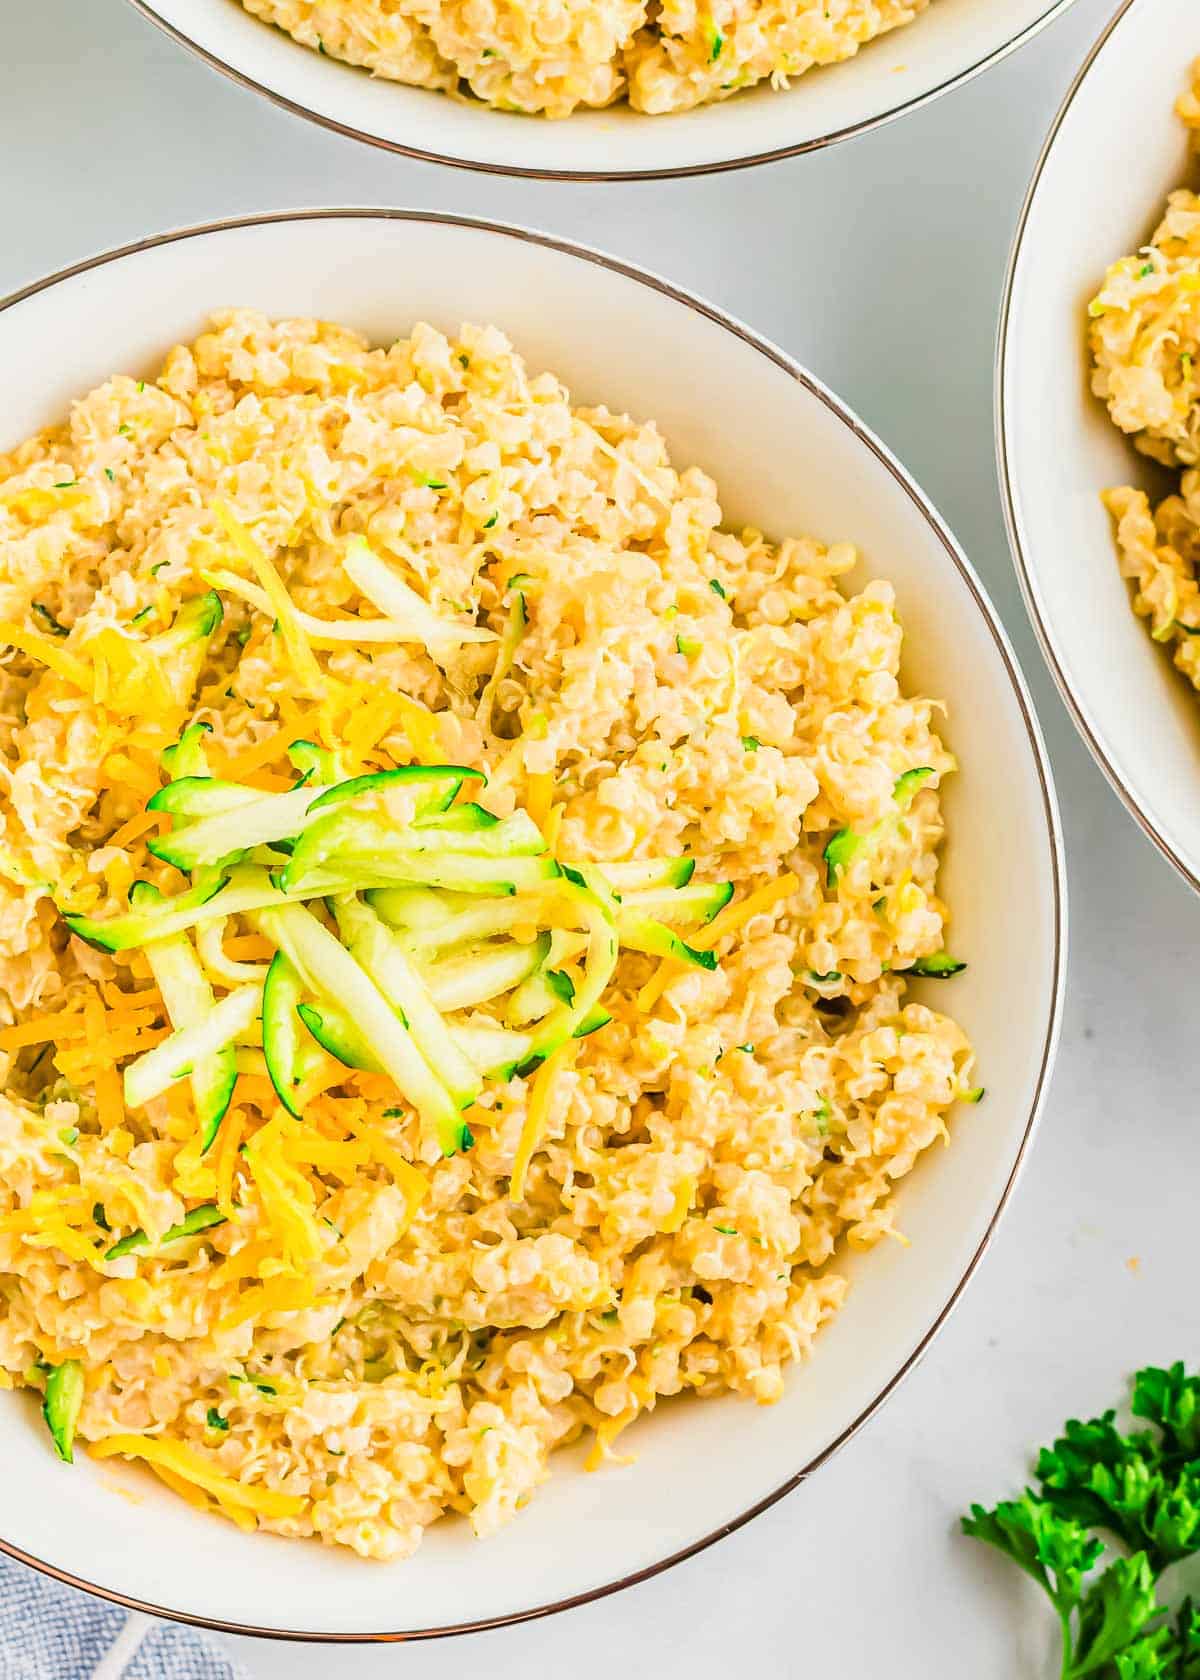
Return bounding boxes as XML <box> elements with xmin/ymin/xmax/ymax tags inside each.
<box><xmin>133</xmin><ymin>0</ymin><xmax>1073</xmax><ymax>176</ymax></box>
<box><xmin>0</xmin><ymin>214</ymin><xmax>1061</xmax><ymax>1636</ymax></box>
<box><xmin>1002</xmin><ymin>0</ymin><xmax>1200</xmax><ymax>885</ymax></box>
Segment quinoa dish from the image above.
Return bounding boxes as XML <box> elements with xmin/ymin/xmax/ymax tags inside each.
<box><xmin>239</xmin><ymin>0</ymin><xmax>933</xmax><ymax>118</ymax></box>
<box><xmin>1090</xmin><ymin>60</ymin><xmax>1200</xmax><ymax>680</ymax></box>
<box><xmin>0</xmin><ymin>309</ymin><xmax>977</xmax><ymax>1561</ymax></box>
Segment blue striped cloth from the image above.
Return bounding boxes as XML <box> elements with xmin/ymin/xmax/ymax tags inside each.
<box><xmin>0</xmin><ymin>1554</ymin><xmax>247</xmax><ymax>1680</ymax></box>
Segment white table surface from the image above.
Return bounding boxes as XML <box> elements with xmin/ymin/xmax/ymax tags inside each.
<box><xmin>5</xmin><ymin>0</ymin><xmax>1190</xmax><ymax>1671</ymax></box>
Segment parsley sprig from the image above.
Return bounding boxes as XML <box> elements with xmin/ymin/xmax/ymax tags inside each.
<box><xmin>965</xmin><ymin>1364</ymin><xmax>1200</xmax><ymax>1677</ymax></box>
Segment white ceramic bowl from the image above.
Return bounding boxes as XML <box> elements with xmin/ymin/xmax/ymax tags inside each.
<box><xmin>127</xmin><ymin>0</ymin><xmax>1079</xmax><ymax>178</ymax></box>
<box><xmin>1000</xmin><ymin>0</ymin><xmax>1200</xmax><ymax>888</ymax></box>
<box><xmin>0</xmin><ymin>212</ymin><xmax>1063</xmax><ymax>1639</ymax></box>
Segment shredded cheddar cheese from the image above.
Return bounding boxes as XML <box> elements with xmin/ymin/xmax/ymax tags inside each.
<box><xmin>90</xmin><ymin>1435</ymin><xmax>307</xmax><ymax>1519</ymax></box>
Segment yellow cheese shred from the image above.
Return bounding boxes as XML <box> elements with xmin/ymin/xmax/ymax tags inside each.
<box><xmin>0</xmin><ymin>622</ymin><xmax>92</xmax><ymax>691</ymax></box>
<box><xmin>90</xmin><ymin>1434</ymin><xmax>307</xmax><ymax>1520</ymax></box>
<box><xmin>218</xmin><ymin>1273</ymin><xmax>320</xmax><ymax>1333</ymax></box>
<box><xmin>393</xmin><ymin>693</ymin><xmax>445</xmax><ymax>765</ymax></box>
<box><xmin>510</xmin><ymin>1040</ymin><xmax>578</xmax><ymax>1202</ymax></box>
<box><xmin>212</xmin><ymin>500</ymin><xmax>324</xmax><ymax>694</ymax></box>
<box><xmin>336</xmin><ymin>1110</ymin><xmax>429</xmax><ymax>1230</ymax></box>
<box><xmin>659</xmin><ymin>1174</ymin><xmax>695</xmax><ymax>1234</ymax></box>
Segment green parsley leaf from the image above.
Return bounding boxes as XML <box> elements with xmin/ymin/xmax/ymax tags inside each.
<box><xmin>741</xmin><ymin>736</ymin><xmax>761</xmax><ymax>752</ymax></box>
<box><xmin>206</xmin><ymin>1407</ymin><xmax>229</xmax><ymax>1432</ymax></box>
<box><xmin>708</xmin><ymin>578</ymin><xmax>727</xmax><ymax>598</ymax></box>
<box><xmin>1073</xmin><ymin>1555</ymin><xmax>1159</xmax><ymax>1673</ymax></box>
<box><xmin>1133</xmin><ymin>1363</ymin><xmax>1200</xmax><ymax>1464</ymax></box>
<box><xmin>713</xmin><ymin>1224</ymin><xmax>737</xmax><ymax>1236</ymax></box>
<box><xmin>966</xmin><ymin>1365</ymin><xmax>1200</xmax><ymax>1677</ymax></box>
<box><xmin>963</xmin><ymin>1493</ymin><xmax>1101</xmax><ymax>1618</ymax></box>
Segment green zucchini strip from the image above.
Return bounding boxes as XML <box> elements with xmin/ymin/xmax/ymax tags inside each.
<box><xmin>149</xmin><ymin>785</ymin><xmax>325</xmax><ymax>871</ymax></box>
<box><xmin>451</xmin><ymin>1021</ymin><xmax>533</xmax><ymax>1080</ymax></box>
<box><xmin>520</xmin><ymin>875</ymin><xmax>619</xmax><ymax>1065</ymax></box>
<box><xmin>298</xmin><ymin>998</ymin><xmax>532</xmax><ymax>1083</ymax></box>
<box><xmin>64</xmin><ymin>866</ymin><xmax>322</xmax><ymax>952</ymax></box>
<box><xmin>366</xmin><ymin>885</ymin><xmax>475</xmax><ymax>933</ymax></box>
<box><xmin>332</xmin><ymin>897</ymin><xmax>482</xmax><ymax>1109</ymax></box>
<box><xmin>142</xmin><ymin>592</ymin><xmax>224</xmax><ymax>699</ymax></box>
<box><xmin>409</xmin><ymin>808</ymin><xmax>546</xmax><ymax>858</ymax></box>
<box><xmin>615</xmin><ymin>911</ymin><xmax>718</xmax><ymax>970</ymax></box>
<box><xmin>506</xmin><ymin>961</ymin><xmax>585</xmax><ymax>1026</ymax></box>
<box><xmin>385</xmin><ymin>894</ymin><xmax>541</xmax><ymax>955</ymax></box>
<box><xmin>123</xmin><ymin>984</ymin><xmax>262</xmax><ymax>1111</ymax></box>
<box><xmin>287</xmin><ymin>738</ymin><xmax>341</xmax><ymax>785</ymax></box>
<box><xmin>583</xmin><ymin>857</ymin><xmax>695</xmax><ymax>891</ymax></box>
<box><xmin>908</xmin><ymin>952</ymin><xmax>966</xmax><ymax>978</ymax></box>
<box><xmin>42</xmin><ymin>1360</ymin><xmax>85</xmax><ymax>1464</ymax></box>
<box><xmin>147</xmin><ymin>777</ymin><xmax>265</xmax><ymax>820</ymax></box>
<box><xmin>616</xmin><ymin>881</ymin><xmax>733</xmax><ymax>924</ymax></box>
<box><xmin>308</xmin><ymin>764</ymin><xmax>481</xmax><ymax>818</ymax></box>
<box><xmin>296</xmin><ymin>1000</ymin><xmax>379</xmax><ymax>1072</ymax></box>
<box><xmin>412</xmin><ymin>801</ymin><xmax>498</xmax><ymax>834</ymax></box>
<box><xmin>262</xmin><ymin>952</ymin><xmax>313</xmax><ymax>1118</ymax></box>
<box><xmin>284</xmin><ymin>832</ymin><xmax>558</xmax><ymax>896</ymax></box>
<box><xmin>418</xmin><ymin>934</ymin><xmax>551</xmax><ymax>1014</ymax></box>
<box><xmin>342</xmin><ymin>536</ymin><xmax>497</xmax><ymax>650</ymax></box>
<box><xmin>477</xmin><ymin>582</ymin><xmax>528</xmax><ymax>726</ymax></box>
<box><xmin>105</xmin><ymin>1202</ymin><xmax>227</xmax><ymax>1262</ymax></box>
<box><xmin>160</xmin><ymin>719</ymin><xmax>214</xmax><ymax>780</ymax></box>
<box><xmin>255</xmin><ymin>903</ymin><xmax>466</xmax><ymax>1157</ymax></box>
<box><xmin>129</xmin><ymin>883</ymin><xmax>237</xmax><ymax>1151</ymax></box>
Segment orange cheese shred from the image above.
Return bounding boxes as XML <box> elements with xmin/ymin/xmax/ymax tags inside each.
<box><xmin>0</xmin><ymin>1010</ymin><xmax>88</xmax><ymax>1053</ymax></box>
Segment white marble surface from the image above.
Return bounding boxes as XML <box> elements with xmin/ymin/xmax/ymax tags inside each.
<box><xmin>6</xmin><ymin>0</ymin><xmax>1194</xmax><ymax>1670</ymax></box>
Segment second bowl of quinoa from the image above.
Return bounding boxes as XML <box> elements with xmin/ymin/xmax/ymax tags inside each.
<box><xmin>124</xmin><ymin>0</ymin><xmax>1081</xmax><ymax>177</ymax></box>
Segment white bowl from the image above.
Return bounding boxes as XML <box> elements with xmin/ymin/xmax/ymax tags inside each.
<box><xmin>0</xmin><ymin>212</ymin><xmax>1063</xmax><ymax>1639</ymax></box>
<box><xmin>1000</xmin><ymin>0</ymin><xmax>1200</xmax><ymax>888</ymax></box>
<box><xmin>126</xmin><ymin>0</ymin><xmax>1079</xmax><ymax>178</ymax></box>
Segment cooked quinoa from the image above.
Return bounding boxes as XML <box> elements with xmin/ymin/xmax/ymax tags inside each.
<box><xmin>1090</xmin><ymin>60</ymin><xmax>1200</xmax><ymax>678</ymax></box>
<box><xmin>239</xmin><ymin>0</ymin><xmax>932</xmax><ymax>118</ymax></box>
<box><xmin>0</xmin><ymin>309</ymin><xmax>975</xmax><ymax>1560</ymax></box>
